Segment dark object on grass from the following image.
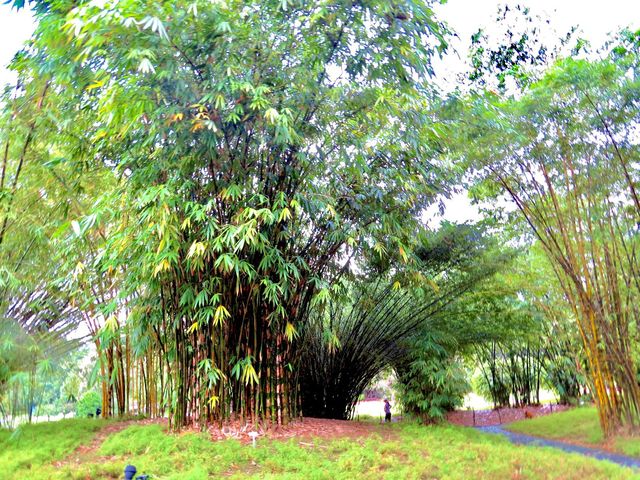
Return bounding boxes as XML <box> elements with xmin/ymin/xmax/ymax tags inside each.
<box><xmin>96</xmin><ymin>407</ymin><xmax>102</xmax><ymax>417</ymax></box>
<box><xmin>124</xmin><ymin>465</ymin><xmax>137</xmax><ymax>480</ymax></box>
<box><xmin>124</xmin><ymin>464</ymin><xmax>150</xmax><ymax>480</ymax></box>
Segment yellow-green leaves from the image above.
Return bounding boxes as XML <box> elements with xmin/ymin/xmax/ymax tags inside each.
<box><xmin>326</xmin><ymin>204</ymin><xmax>337</xmax><ymax>218</ymax></box>
<box><xmin>73</xmin><ymin>261</ymin><xmax>85</xmax><ymax>280</ymax></box>
<box><xmin>373</xmin><ymin>242</ymin><xmax>387</xmax><ymax>258</ymax></box>
<box><xmin>311</xmin><ymin>287</ymin><xmax>330</xmax><ymax>307</ymax></box>
<box><xmin>231</xmin><ymin>357</ymin><xmax>259</xmax><ymax>386</ymax></box>
<box><xmin>187</xmin><ymin>321</ymin><xmax>199</xmax><ymax>334</ymax></box>
<box><xmin>264</xmin><ymin>108</ymin><xmax>280</xmax><ymax>124</ymax></box>
<box><xmin>213</xmin><ymin>305</ymin><xmax>230</xmax><ymax>326</ymax></box>
<box><xmin>241</xmin><ymin>362</ymin><xmax>259</xmax><ymax>386</ymax></box>
<box><xmin>187</xmin><ymin>241</ymin><xmax>207</xmax><ymax>258</ymax></box>
<box><xmin>103</xmin><ymin>315</ymin><xmax>119</xmax><ymax>333</ymax></box>
<box><xmin>399</xmin><ymin>244</ymin><xmax>408</xmax><ymax>263</ymax></box>
<box><xmin>220</xmin><ymin>184</ymin><xmax>242</xmax><ymax>202</ymax></box>
<box><xmin>86</xmin><ymin>78</ymin><xmax>107</xmax><ymax>92</ymax></box>
<box><xmin>278</xmin><ymin>207</ymin><xmax>291</xmax><ymax>223</ymax></box>
<box><xmin>285</xmin><ymin>322</ymin><xmax>298</xmax><ymax>341</ymax></box>
<box><xmin>153</xmin><ymin>259</ymin><xmax>171</xmax><ymax>277</ymax></box>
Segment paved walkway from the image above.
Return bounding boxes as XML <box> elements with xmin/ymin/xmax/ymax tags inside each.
<box><xmin>478</xmin><ymin>425</ymin><xmax>640</xmax><ymax>469</ymax></box>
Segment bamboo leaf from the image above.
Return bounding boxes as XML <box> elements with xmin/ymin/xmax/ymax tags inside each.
<box><xmin>285</xmin><ymin>322</ymin><xmax>298</xmax><ymax>341</ymax></box>
<box><xmin>213</xmin><ymin>305</ymin><xmax>230</xmax><ymax>326</ymax></box>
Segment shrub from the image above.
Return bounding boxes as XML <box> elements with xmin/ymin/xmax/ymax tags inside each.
<box><xmin>76</xmin><ymin>391</ymin><xmax>101</xmax><ymax>418</ymax></box>
<box><xmin>395</xmin><ymin>333</ymin><xmax>469</xmax><ymax>422</ymax></box>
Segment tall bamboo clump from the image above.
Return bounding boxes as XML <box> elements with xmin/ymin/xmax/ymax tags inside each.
<box><xmin>300</xmin><ymin>283</ymin><xmax>470</xmax><ymax>420</ymax></box>
<box><xmin>16</xmin><ymin>1</ymin><xmax>449</xmax><ymax>428</ymax></box>
<box><xmin>460</xmin><ymin>55</ymin><xmax>640</xmax><ymax>437</ymax></box>
<box><xmin>300</xmin><ymin>225</ymin><xmax>502</xmax><ymax>419</ymax></box>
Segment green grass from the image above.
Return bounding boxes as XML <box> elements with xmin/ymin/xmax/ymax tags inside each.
<box><xmin>507</xmin><ymin>407</ymin><xmax>604</xmax><ymax>444</ymax></box>
<box><xmin>617</xmin><ymin>437</ymin><xmax>640</xmax><ymax>458</ymax></box>
<box><xmin>507</xmin><ymin>407</ymin><xmax>640</xmax><ymax>458</ymax></box>
<box><xmin>0</xmin><ymin>418</ymin><xmax>106</xmax><ymax>479</ymax></box>
<box><xmin>3</xmin><ymin>417</ymin><xmax>638</xmax><ymax>479</ymax></box>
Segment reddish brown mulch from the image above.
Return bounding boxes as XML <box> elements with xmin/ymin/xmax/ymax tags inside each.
<box><xmin>207</xmin><ymin>417</ymin><xmax>398</xmax><ymax>443</ymax></box>
<box><xmin>53</xmin><ymin>415</ymin><xmax>397</xmax><ymax>468</ymax></box>
<box><xmin>446</xmin><ymin>404</ymin><xmax>571</xmax><ymax>427</ymax></box>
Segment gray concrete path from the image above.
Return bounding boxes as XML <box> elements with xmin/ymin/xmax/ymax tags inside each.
<box><xmin>478</xmin><ymin>425</ymin><xmax>640</xmax><ymax>469</ymax></box>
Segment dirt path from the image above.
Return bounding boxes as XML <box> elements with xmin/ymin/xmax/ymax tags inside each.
<box><xmin>52</xmin><ymin>418</ymin><xmax>163</xmax><ymax>468</ymax></box>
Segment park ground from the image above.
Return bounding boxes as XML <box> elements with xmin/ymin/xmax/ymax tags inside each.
<box><xmin>505</xmin><ymin>407</ymin><xmax>640</xmax><ymax>457</ymax></box>
<box><xmin>2</xmin><ymin>408</ymin><xmax>640</xmax><ymax>479</ymax></box>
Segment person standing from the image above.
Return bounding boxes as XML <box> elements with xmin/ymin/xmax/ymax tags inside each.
<box><xmin>384</xmin><ymin>399</ymin><xmax>392</xmax><ymax>422</ymax></box>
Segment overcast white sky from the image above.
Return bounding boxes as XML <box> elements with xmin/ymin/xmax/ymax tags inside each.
<box><xmin>436</xmin><ymin>0</ymin><xmax>640</xmax><ymax>48</ymax></box>
<box><xmin>0</xmin><ymin>5</ymin><xmax>34</xmax><ymax>86</ymax></box>
<box><xmin>0</xmin><ymin>0</ymin><xmax>639</xmax><ymax>224</ymax></box>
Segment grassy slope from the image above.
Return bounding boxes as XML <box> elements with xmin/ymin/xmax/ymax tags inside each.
<box><xmin>507</xmin><ymin>408</ymin><xmax>604</xmax><ymax>444</ymax></box>
<box><xmin>0</xmin><ymin>418</ymin><xmax>106</xmax><ymax>479</ymax></box>
<box><xmin>507</xmin><ymin>407</ymin><xmax>640</xmax><ymax>457</ymax></box>
<box><xmin>1</xmin><ymin>418</ymin><xmax>637</xmax><ymax>480</ymax></box>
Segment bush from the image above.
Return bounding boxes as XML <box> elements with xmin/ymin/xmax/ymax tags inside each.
<box><xmin>76</xmin><ymin>391</ymin><xmax>101</xmax><ymax>418</ymax></box>
<box><xmin>395</xmin><ymin>333</ymin><xmax>469</xmax><ymax>422</ymax></box>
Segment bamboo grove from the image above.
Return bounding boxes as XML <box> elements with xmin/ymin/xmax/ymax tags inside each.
<box><xmin>2</xmin><ymin>0</ymin><xmax>640</xmax><ymax>441</ymax></box>
<box><xmin>0</xmin><ymin>0</ymin><xmax>451</xmax><ymax>428</ymax></box>
<box><xmin>300</xmin><ymin>224</ymin><xmax>502</xmax><ymax>419</ymax></box>
<box><xmin>455</xmin><ymin>35</ymin><xmax>640</xmax><ymax>437</ymax></box>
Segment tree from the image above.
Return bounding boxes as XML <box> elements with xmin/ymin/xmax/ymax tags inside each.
<box><xmin>9</xmin><ymin>0</ymin><xmax>451</xmax><ymax>428</ymax></box>
<box><xmin>467</xmin><ymin>3</ymin><xmax>579</xmax><ymax>93</ymax></box>
<box><xmin>452</xmin><ymin>41</ymin><xmax>640</xmax><ymax>436</ymax></box>
<box><xmin>395</xmin><ymin>330</ymin><xmax>469</xmax><ymax>422</ymax></box>
<box><xmin>298</xmin><ymin>223</ymin><xmax>507</xmax><ymax>420</ymax></box>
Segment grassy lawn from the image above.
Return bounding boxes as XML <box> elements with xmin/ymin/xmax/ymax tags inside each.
<box><xmin>506</xmin><ymin>407</ymin><xmax>640</xmax><ymax>457</ymax></box>
<box><xmin>0</xmin><ymin>418</ymin><xmax>106</xmax><ymax>478</ymax></box>
<box><xmin>507</xmin><ymin>407</ymin><xmax>605</xmax><ymax>444</ymax></box>
<box><xmin>1</xmin><ymin>418</ymin><xmax>639</xmax><ymax>479</ymax></box>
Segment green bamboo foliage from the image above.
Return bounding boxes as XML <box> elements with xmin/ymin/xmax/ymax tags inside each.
<box><xmin>0</xmin><ymin>289</ymin><xmax>83</xmax><ymax>427</ymax></box>
<box><xmin>455</xmin><ymin>46</ymin><xmax>640</xmax><ymax>436</ymax></box>
<box><xmin>5</xmin><ymin>0</ymin><xmax>450</xmax><ymax>429</ymax></box>
<box><xmin>0</xmin><ymin>33</ymin><xmax>107</xmax><ymax>426</ymax></box>
<box><xmin>300</xmin><ymin>224</ymin><xmax>502</xmax><ymax>419</ymax></box>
